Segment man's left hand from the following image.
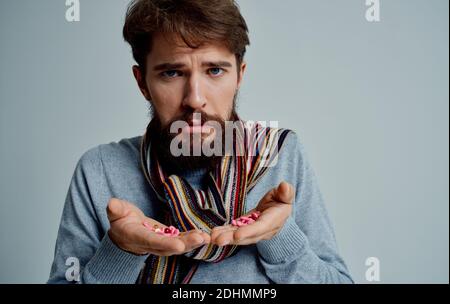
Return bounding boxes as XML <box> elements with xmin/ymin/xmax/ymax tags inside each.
<box><xmin>211</xmin><ymin>181</ymin><xmax>295</xmax><ymax>246</ymax></box>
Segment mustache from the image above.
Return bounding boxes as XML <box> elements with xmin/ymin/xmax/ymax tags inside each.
<box><xmin>168</xmin><ymin>111</ymin><xmax>224</xmax><ymax>128</ymax></box>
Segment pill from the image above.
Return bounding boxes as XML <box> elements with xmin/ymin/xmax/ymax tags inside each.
<box><xmin>231</xmin><ymin>211</ymin><xmax>261</xmax><ymax>227</ymax></box>
<box><xmin>143</xmin><ymin>222</ymin><xmax>180</xmax><ymax>237</ymax></box>
<box><xmin>250</xmin><ymin>212</ymin><xmax>261</xmax><ymax>220</ymax></box>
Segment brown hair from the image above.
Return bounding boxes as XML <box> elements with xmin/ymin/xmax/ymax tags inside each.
<box><xmin>123</xmin><ymin>0</ymin><xmax>250</xmax><ymax>74</ymax></box>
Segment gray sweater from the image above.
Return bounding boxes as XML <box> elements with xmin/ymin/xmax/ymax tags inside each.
<box><xmin>48</xmin><ymin>131</ymin><xmax>353</xmax><ymax>283</ymax></box>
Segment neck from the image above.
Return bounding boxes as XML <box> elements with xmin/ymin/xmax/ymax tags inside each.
<box><xmin>178</xmin><ymin>167</ymin><xmax>209</xmax><ymax>189</ymax></box>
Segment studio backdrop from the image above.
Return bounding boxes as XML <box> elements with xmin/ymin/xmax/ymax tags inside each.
<box><xmin>0</xmin><ymin>0</ymin><xmax>448</xmax><ymax>283</ymax></box>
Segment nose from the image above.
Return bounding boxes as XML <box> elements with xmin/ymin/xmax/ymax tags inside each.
<box><xmin>182</xmin><ymin>73</ymin><xmax>206</xmax><ymax>111</ymax></box>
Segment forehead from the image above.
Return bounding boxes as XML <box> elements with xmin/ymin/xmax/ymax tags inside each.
<box><xmin>148</xmin><ymin>32</ymin><xmax>235</xmax><ymax>65</ymax></box>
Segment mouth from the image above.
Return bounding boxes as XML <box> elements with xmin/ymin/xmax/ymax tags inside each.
<box><xmin>182</xmin><ymin>124</ymin><xmax>214</xmax><ymax>135</ymax></box>
<box><xmin>182</xmin><ymin>115</ymin><xmax>209</xmax><ymax>134</ymax></box>
<box><xmin>171</xmin><ymin>112</ymin><xmax>218</xmax><ymax>138</ymax></box>
<box><xmin>186</xmin><ymin>116</ymin><xmax>203</xmax><ymax>127</ymax></box>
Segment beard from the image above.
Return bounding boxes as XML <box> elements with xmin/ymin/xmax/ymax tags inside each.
<box><xmin>148</xmin><ymin>102</ymin><xmax>240</xmax><ymax>175</ymax></box>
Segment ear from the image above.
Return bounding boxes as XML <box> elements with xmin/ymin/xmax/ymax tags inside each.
<box><xmin>237</xmin><ymin>62</ymin><xmax>247</xmax><ymax>90</ymax></box>
<box><xmin>132</xmin><ymin>65</ymin><xmax>152</xmax><ymax>101</ymax></box>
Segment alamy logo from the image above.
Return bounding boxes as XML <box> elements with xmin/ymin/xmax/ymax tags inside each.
<box><xmin>365</xmin><ymin>257</ymin><xmax>381</xmax><ymax>282</ymax></box>
<box><xmin>65</xmin><ymin>257</ymin><xmax>80</xmax><ymax>282</ymax></box>
<box><xmin>65</xmin><ymin>0</ymin><xmax>80</xmax><ymax>22</ymax></box>
<box><xmin>365</xmin><ymin>0</ymin><xmax>381</xmax><ymax>22</ymax></box>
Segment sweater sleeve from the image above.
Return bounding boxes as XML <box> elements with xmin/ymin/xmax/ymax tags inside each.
<box><xmin>255</xmin><ymin>132</ymin><xmax>354</xmax><ymax>283</ymax></box>
<box><xmin>47</xmin><ymin>147</ymin><xmax>149</xmax><ymax>284</ymax></box>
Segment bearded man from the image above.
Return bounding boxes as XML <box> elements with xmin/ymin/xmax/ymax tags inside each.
<box><xmin>48</xmin><ymin>0</ymin><xmax>353</xmax><ymax>284</ymax></box>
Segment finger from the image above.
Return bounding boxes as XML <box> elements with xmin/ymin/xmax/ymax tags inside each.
<box><xmin>138</xmin><ymin>225</ymin><xmax>186</xmax><ymax>253</ymax></box>
<box><xmin>107</xmin><ymin>198</ymin><xmax>129</xmax><ymax>222</ymax></box>
<box><xmin>140</xmin><ymin>220</ymin><xmax>210</xmax><ymax>254</ymax></box>
<box><xmin>211</xmin><ymin>225</ymin><xmax>237</xmax><ymax>241</ymax></box>
<box><xmin>214</xmin><ymin>222</ymin><xmax>275</xmax><ymax>246</ymax></box>
<box><xmin>179</xmin><ymin>230</ymin><xmax>208</xmax><ymax>251</ymax></box>
<box><xmin>233</xmin><ymin>215</ymin><xmax>273</xmax><ymax>243</ymax></box>
<box><xmin>273</xmin><ymin>181</ymin><xmax>294</xmax><ymax>205</ymax></box>
<box><xmin>212</xmin><ymin>214</ymin><xmax>271</xmax><ymax>245</ymax></box>
<box><xmin>147</xmin><ymin>229</ymin><xmax>210</xmax><ymax>254</ymax></box>
<box><xmin>199</xmin><ymin>230</ymin><xmax>211</xmax><ymax>244</ymax></box>
<box><xmin>211</xmin><ymin>225</ymin><xmax>238</xmax><ymax>241</ymax></box>
<box><xmin>211</xmin><ymin>225</ymin><xmax>233</xmax><ymax>232</ymax></box>
<box><xmin>234</xmin><ymin>220</ymin><xmax>273</xmax><ymax>243</ymax></box>
<box><xmin>213</xmin><ymin>229</ymin><xmax>236</xmax><ymax>246</ymax></box>
<box><xmin>233</xmin><ymin>227</ymin><xmax>279</xmax><ymax>245</ymax></box>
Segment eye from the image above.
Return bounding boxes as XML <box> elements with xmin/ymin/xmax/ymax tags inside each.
<box><xmin>208</xmin><ymin>67</ymin><xmax>224</xmax><ymax>77</ymax></box>
<box><xmin>161</xmin><ymin>70</ymin><xmax>182</xmax><ymax>78</ymax></box>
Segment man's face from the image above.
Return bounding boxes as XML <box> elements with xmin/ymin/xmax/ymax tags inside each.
<box><xmin>133</xmin><ymin>32</ymin><xmax>246</xmax><ymax>172</ymax></box>
<box><xmin>134</xmin><ymin>32</ymin><xmax>246</xmax><ymax>128</ymax></box>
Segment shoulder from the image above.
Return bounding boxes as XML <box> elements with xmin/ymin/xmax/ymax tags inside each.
<box><xmin>264</xmin><ymin>127</ymin><xmax>312</xmax><ymax>186</ymax></box>
<box><xmin>76</xmin><ymin>136</ymin><xmax>143</xmax><ymax>175</ymax></box>
<box><xmin>276</xmin><ymin>129</ymin><xmax>307</xmax><ymax>166</ymax></box>
<box><xmin>248</xmin><ymin>128</ymin><xmax>308</xmax><ymax>190</ymax></box>
<box><xmin>70</xmin><ymin>135</ymin><xmax>148</xmax><ymax>210</ymax></box>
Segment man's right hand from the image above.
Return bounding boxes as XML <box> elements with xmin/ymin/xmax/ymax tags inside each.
<box><xmin>107</xmin><ymin>198</ymin><xmax>210</xmax><ymax>256</ymax></box>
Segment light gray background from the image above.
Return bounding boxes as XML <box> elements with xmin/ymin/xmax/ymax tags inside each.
<box><xmin>0</xmin><ymin>0</ymin><xmax>448</xmax><ymax>283</ymax></box>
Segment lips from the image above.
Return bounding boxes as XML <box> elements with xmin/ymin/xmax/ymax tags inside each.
<box><xmin>186</xmin><ymin>117</ymin><xmax>203</xmax><ymax>127</ymax></box>
<box><xmin>182</xmin><ymin>125</ymin><xmax>213</xmax><ymax>134</ymax></box>
<box><xmin>183</xmin><ymin>116</ymin><xmax>211</xmax><ymax>134</ymax></box>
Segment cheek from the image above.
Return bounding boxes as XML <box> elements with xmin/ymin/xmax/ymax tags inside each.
<box><xmin>147</xmin><ymin>80</ymin><xmax>183</xmax><ymax>122</ymax></box>
<box><xmin>207</xmin><ymin>76</ymin><xmax>238</xmax><ymax>113</ymax></box>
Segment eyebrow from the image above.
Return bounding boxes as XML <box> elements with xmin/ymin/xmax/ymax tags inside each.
<box><xmin>153</xmin><ymin>61</ymin><xmax>233</xmax><ymax>71</ymax></box>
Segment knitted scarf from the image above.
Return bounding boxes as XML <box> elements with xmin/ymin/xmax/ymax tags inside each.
<box><xmin>137</xmin><ymin>119</ymin><xmax>291</xmax><ymax>284</ymax></box>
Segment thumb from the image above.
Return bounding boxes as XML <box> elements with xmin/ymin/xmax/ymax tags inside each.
<box><xmin>107</xmin><ymin>198</ymin><xmax>129</xmax><ymax>222</ymax></box>
<box><xmin>274</xmin><ymin>181</ymin><xmax>294</xmax><ymax>204</ymax></box>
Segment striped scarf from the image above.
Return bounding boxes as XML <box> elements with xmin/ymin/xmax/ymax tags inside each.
<box><xmin>137</xmin><ymin>119</ymin><xmax>291</xmax><ymax>284</ymax></box>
